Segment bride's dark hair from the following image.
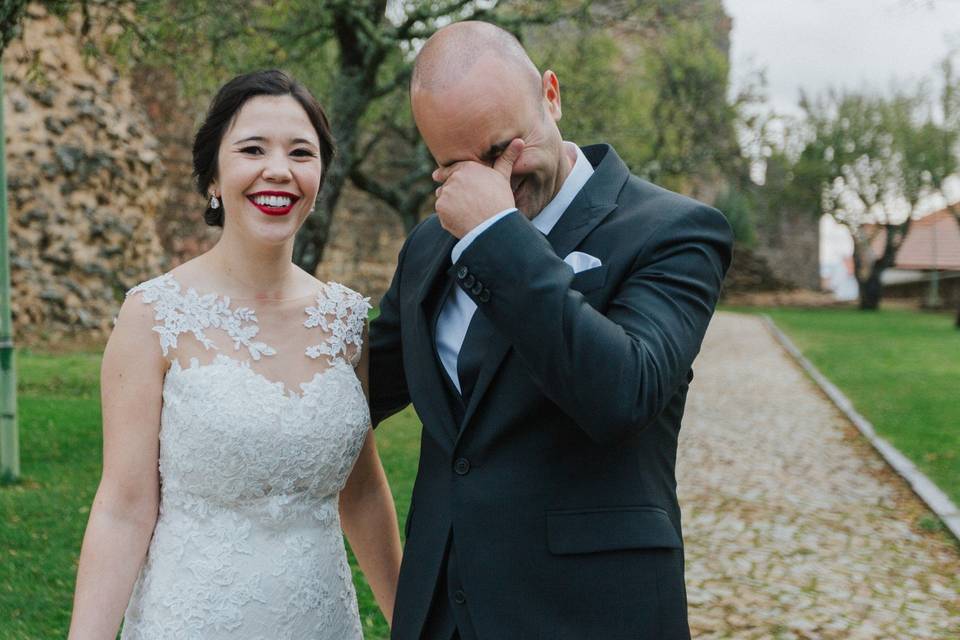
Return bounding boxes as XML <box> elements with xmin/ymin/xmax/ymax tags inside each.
<box><xmin>192</xmin><ymin>69</ymin><xmax>336</xmax><ymax>227</ymax></box>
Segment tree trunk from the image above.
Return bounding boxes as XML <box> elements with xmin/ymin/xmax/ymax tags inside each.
<box><xmin>292</xmin><ymin>78</ymin><xmax>360</xmax><ymax>273</ymax></box>
<box><xmin>293</xmin><ymin>64</ymin><xmax>373</xmax><ymax>274</ymax></box>
<box><xmin>852</xmin><ymin>221</ymin><xmax>911</xmax><ymax>312</ymax></box>
<box><xmin>292</xmin><ymin>2</ymin><xmax>389</xmax><ymax>274</ymax></box>
<box><xmin>858</xmin><ymin>273</ymin><xmax>882</xmax><ymax>311</ymax></box>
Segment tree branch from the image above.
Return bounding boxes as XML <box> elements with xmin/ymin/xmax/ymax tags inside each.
<box><xmin>349</xmin><ymin>166</ymin><xmax>403</xmax><ymax>210</ymax></box>
<box><xmin>394</xmin><ymin>0</ymin><xmax>478</xmax><ymax>40</ymax></box>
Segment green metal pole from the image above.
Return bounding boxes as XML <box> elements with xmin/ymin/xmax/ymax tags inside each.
<box><xmin>0</xmin><ymin>67</ymin><xmax>20</xmax><ymax>482</ymax></box>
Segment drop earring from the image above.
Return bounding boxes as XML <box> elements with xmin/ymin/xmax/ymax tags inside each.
<box><xmin>210</xmin><ymin>194</ymin><xmax>220</xmax><ymax>209</ymax></box>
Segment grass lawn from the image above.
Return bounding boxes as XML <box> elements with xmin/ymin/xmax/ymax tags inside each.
<box><xmin>0</xmin><ymin>350</ymin><xmax>421</xmax><ymax>640</ymax></box>
<box><xmin>736</xmin><ymin>306</ymin><xmax>960</xmax><ymax>508</ymax></box>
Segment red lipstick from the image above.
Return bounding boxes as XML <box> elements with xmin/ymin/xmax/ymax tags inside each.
<box><xmin>247</xmin><ymin>191</ymin><xmax>300</xmax><ymax>216</ymax></box>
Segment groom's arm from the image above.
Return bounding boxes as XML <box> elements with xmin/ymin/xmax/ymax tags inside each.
<box><xmin>454</xmin><ymin>206</ymin><xmax>732</xmax><ymax>445</ymax></box>
<box><xmin>368</xmin><ymin>228</ymin><xmax>417</xmax><ymax>428</ymax></box>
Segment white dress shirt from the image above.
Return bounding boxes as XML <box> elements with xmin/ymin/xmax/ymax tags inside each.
<box><xmin>435</xmin><ymin>142</ymin><xmax>595</xmax><ymax>392</ymax></box>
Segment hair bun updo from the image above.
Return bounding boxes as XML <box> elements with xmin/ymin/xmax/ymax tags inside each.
<box><xmin>191</xmin><ymin>69</ymin><xmax>336</xmax><ymax>228</ymax></box>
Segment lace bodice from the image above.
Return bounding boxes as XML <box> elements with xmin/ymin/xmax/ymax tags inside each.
<box><xmin>119</xmin><ymin>273</ymin><xmax>371</xmax><ymax>640</ymax></box>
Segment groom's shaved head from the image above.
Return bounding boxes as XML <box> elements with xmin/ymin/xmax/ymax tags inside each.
<box><xmin>411</xmin><ymin>21</ymin><xmax>542</xmax><ymax>100</ymax></box>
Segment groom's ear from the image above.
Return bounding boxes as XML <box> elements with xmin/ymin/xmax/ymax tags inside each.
<box><xmin>542</xmin><ymin>70</ymin><xmax>562</xmax><ymax>122</ymax></box>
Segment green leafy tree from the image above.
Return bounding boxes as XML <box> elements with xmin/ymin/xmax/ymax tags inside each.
<box><xmin>537</xmin><ymin>0</ymin><xmax>746</xmax><ymax>197</ymax></box>
<box><xmin>0</xmin><ymin>1</ymin><xmax>29</xmax><ymax>49</ymax></box>
<box><xmin>798</xmin><ymin>89</ymin><xmax>936</xmax><ymax>310</ymax></box>
<box><xmin>14</xmin><ymin>1</ymin><xmax>750</xmax><ymax>270</ymax></box>
<box><xmin>122</xmin><ymin>0</ymin><xmax>607</xmax><ymax>273</ymax></box>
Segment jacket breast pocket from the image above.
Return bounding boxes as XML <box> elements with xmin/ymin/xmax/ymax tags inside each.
<box><xmin>546</xmin><ymin>506</ymin><xmax>682</xmax><ymax>555</ymax></box>
<box><xmin>569</xmin><ymin>264</ymin><xmax>608</xmax><ymax>294</ymax></box>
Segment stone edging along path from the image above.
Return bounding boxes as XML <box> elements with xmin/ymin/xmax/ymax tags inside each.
<box><xmin>763</xmin><ymin>315</ymin><xmax>960</xmax><ymax>542</ymax></box>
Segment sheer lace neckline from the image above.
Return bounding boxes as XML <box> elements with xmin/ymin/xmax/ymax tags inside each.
<box><xmin>159</xmin><ymin>272</ymin><xmax>320</xmax><ymax>303</ymax></box>
<box><xmin>127</xmin><ymin>272</ymin><xmax>371</xmax><ymax>367</ymax></box>
<box><xmin>168</xmin><ymin>353</ymin><xmax>353</xmax><ymax>401</ymax></box>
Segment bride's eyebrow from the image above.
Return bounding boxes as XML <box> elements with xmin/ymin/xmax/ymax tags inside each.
<box><xmin>232</xmin><ymin>136</ymin><xmax>318</xmax><ymax>147</ymax></box>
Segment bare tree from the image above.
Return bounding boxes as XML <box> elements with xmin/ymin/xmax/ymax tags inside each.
<box><xmin>798</xmin><ymin>90</ymin><xmax>936</xmax><ymax>310</ymax></box>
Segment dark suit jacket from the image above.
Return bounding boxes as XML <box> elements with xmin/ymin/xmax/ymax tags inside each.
<box><xmin>369</xmin><ymin>144</ymin><xmax>733</xmax><ymax>640</ymax></box>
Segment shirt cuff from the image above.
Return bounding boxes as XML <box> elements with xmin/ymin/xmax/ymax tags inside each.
<box><xmin>451</xmin><ymin>209</ymin><xmax>517</xmax><ymax>263</ymax></box>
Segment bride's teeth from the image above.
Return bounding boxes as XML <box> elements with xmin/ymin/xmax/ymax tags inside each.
<box><xmin>253</xmin><ymin>195</ymin><xmax>292</xmax><ymax>207</ymax></box>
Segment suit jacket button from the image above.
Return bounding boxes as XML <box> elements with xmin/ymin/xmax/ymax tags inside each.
<box><xmin>457</xmin><ymin>266</ymin><xmax>469</xmax><ymax>280</ymax></box>
<box><xmin>454</xmin><ymin>458</ymin><xmax>470</xmax><ymax>475</ymax></box>
<box><xmin>463</xmin><ymin>273</ymin><xmax>476</xmax><ymax>289</ymax></box>
<box><xmin>470</xmin><ymin>281</ymin><xmax>484</xmax><ymax>296</ymax></box>
<box><xmin>478</xmin><ymin>289</ymin><xmax>491</xmax><ymax>303</ymax></box>
<box><xmin>453</xmin><ymin>590</ymin><xmax>467</xmax><ymax>604</ymax></box>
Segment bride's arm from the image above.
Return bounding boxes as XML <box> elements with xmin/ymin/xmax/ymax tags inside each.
<box><xmin>68</xmin><ymin>296</ymin><xmax>165</xmax><ymax>639</ymax></box>
<box><xmin>340</xmin><ymin>323</ymin><xmax>403</xmax><ymax>626</ymax></box>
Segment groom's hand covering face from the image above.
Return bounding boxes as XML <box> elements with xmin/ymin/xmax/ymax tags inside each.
<box><xmin>432</xmin><ymin>138</ymin><xmax>525</xmax><ymax>238</ymax></box>
<box><xmin>411</xmin><ymin>28</ymin><xmax>569</xmax><ymax>234</ymax></box>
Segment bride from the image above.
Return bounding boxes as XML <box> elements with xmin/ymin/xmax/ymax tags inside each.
<box><xmin>68</xmin><ymin>69</ymin><xmax>402</xmax><ymax>639</ymax></box>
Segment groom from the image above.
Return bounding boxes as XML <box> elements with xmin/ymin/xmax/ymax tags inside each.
<box><xmin>369</xmin><ymin>21</ymin><xmax>732</xmax><ymax>640</ymax></box>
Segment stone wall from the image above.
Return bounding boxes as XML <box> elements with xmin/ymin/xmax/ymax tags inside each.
<box><xmin>128</xmin><ymin>65</ymin><xmax>220</xmax><ymax>264</ymax></box>
<box><xmin>4</xmin><ymin>6</ymin><xmax>167</xmax><ymax>344</ymax></box>
<box><xmin>722</xmin><ymin>245</ymin><xmax>795</xmax><ymax>295</ymax></box>
<box><xmin>315</xmin><ymin>185</ymin><xmax>406</xmax><ymax>304</ymax></box>
<box><xmin>753</xmin><ymin>210</ymin><xmax>821</xmax><ymax>291</ymax></box>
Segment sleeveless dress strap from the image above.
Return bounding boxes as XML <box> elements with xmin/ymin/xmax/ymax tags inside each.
<box><xmin>126</xmin><ymin>274</ymin><xmax>276</xmax><ymax>360</ymax></box>
<box><xmin>304</xmin><ymin>282</ymin><xmax>372</xmax><ymax>366</ymax></box>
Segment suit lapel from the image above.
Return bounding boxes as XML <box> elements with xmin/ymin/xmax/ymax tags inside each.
<box><xmin>546</xmin><ymin>144</ymin><xmax>626</xmax><ymax>258</ymax></box>
<box><xmin>456</xmin><ymin>316</ymin><xmax>510</xmax><ymax>441</ymax></box>
<box><xmin>414</xmin><ymin>233</ymin><xmax>461</xmax><ymax>446</ymax></box>
<box><xmin>454</xmin><ymin>145</ymin><xmax>628</xmax><ymax>441</ymax></box>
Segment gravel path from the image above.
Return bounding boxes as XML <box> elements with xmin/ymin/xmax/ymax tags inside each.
<box><xmin>678</xmin><ymin>312</ymin><xmax>960</xmax><ymax>639</ymax></box>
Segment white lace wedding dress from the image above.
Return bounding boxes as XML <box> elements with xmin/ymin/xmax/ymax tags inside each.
<box><xmin>118</xmin><ymin>273</ymin><xmax>371</xmax><ymax>640</ymax></box>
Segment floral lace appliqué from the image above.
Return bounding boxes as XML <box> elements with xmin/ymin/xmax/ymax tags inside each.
<box><xmin>127</xmin><ymin>274</ymin><xmax>276</xmax><ymax>361</ymax></box>
<box><xmin>304</xmin><ymin>282</ymin><xmax>371</xmax><ymax>365</ymax></box>
<box><xmin>119</xmin><ymin>274</ymin><xmax>370</xmax><ymax>640</ymax></box>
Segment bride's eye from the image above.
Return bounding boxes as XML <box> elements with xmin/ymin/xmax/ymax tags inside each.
<box><xmin>239</xmin><ymin>145</ymin><xmax>264</xmax><ymax>155</ymax></box>
<box><xmin>291</xmin><ymin>148</ymin><xmax>317</xmax><ymax>158</ymax></box>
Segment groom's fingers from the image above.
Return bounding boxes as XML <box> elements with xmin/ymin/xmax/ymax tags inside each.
<box><xmin>493</xmin><ymin>138</ymin><xmax>524</xmax><ymax>179</ymax></box>
<box><xmin>433</xmin><ymin>162</ymin><xmax>466</xmax><ymax>183</ymax></box>
<box><xmin>432</xmin><ymin>139</ymin><xmax>523</xmax><ymax>184</ymax></box>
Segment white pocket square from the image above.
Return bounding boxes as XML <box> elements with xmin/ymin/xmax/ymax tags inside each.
<box><xmin>563</xmin><ymin>251</ymin><xmax>602</xmax><ymax>274</ymax></box>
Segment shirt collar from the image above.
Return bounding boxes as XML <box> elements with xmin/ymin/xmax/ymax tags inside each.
<box><xmin>531</xmin><ymin>142</ymin><xmax>594</xmax><ymax>235</ymax></box>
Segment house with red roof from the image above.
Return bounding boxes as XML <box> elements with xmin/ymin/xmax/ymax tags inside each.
<box><xmin>871</xmin><ymin>208</ymin><xmax>960</xmax><ymax>307</ymax></box>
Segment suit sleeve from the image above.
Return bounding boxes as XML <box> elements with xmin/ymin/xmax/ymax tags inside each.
<box><xmin>455</xmin><ymin>206</ymin><xmax>733</xmax><ymax>445</ymax></box>
<box><xmin>368</xmin><ymin>225</ymin><xmax>417</xmax><ymax>428</ymax></box>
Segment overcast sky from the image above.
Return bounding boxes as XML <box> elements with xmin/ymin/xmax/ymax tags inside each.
<box><xmin>724</xmin><ymin>0</ymin><xmax>960</xmax><ymax>116</ymax></box>
<box><xmin>723</xmin><ymin>0</ymin><xmax>960</xmax><ymax>266</ymax></box>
